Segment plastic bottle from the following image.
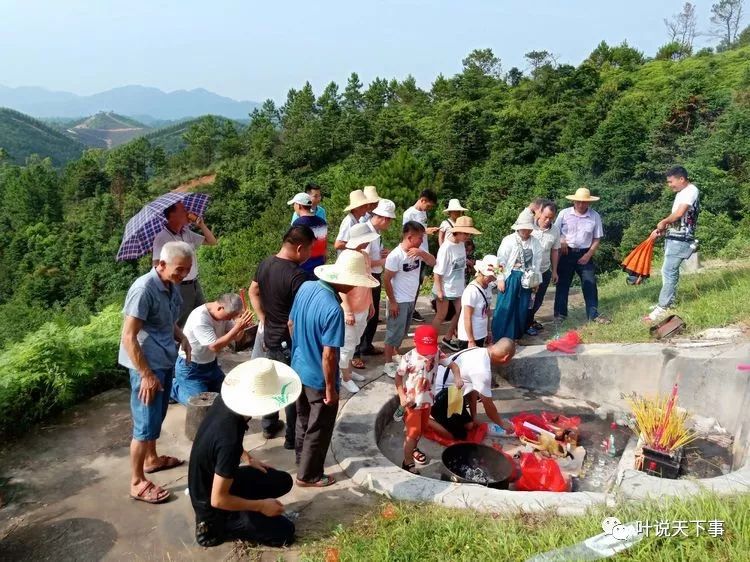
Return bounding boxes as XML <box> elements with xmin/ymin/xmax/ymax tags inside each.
<box><xmin>607</xmin><ymin>434</ymin><xmax>617</xmax><ymax>457</ymax></box>
<box><xmin>393</xmin><ymin>405</ymin><xmax>405</xmax><ymax>422</ymax></box>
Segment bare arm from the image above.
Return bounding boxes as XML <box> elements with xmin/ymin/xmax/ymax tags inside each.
<box><xmin>210</xmin><ymin>474</ymin><xmax>283</xmax><ymax>516</ymax></box>
<box><xmin>248</xmin><ymin>281</ymin><xmax>265</xmax><ymax>325</ymax></box>
<box><xmin>174</xmin><ymin>323</ymin><xmax>191</xmax><ymax>363</ymax></box>
<box><xmin>657</xmin><ymin>203</ymin><xmax>690</xmax><ymax>231</ymax></box>
<box><xmin>334</xmin><ymin>239</ymin><xmax>348</xmax><ymax>251</ymax></box>
<box><xmin>481</xmin><ymin>395</ymin><xmax>505</xmax><ymax>427</ymax></box>
<box><xmin>322</xmin><ymin>346</ymin><xmax>339</xmax><ymax>405</ymax></box>
<box><xmin>194</xmin><ymin>216</ymin><xmax>217</xmax><ymax>245</ymax></box>
<box><xmin>433</xmin><ymin>273</ymin><xmax>444</xmax><ymax>300</ymax></box>
<box><xmin>449</xmin><ymin>362</ymin><xmax>463</xmax><ymax>389</ymax></box>
<box><xmin>419</xmin><ymin>249</ymin><xmax>436</xmax><ymax>267</ymax></box>
<box><xmin>122</xmin><ymin>316</ymin><xmax>163</xmax><ymax>404</ymax></box>
<box><xmin>208</xmin><ymin>312</ymin><xmax>253</xmax><ymax>353</ymax></box>
<box><xmin>462</xmin><ymin>305</ymin><xmax>476</xmax><ymax>345</ymax></box>
<box><xmin>551</xmin><ymin>248</ymin><xmax>559</xmax><ymax>283</ymax></box>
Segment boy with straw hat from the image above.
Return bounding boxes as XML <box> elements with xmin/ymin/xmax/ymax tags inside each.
<box><xmin>553</xmin><ymin>187</ymin><xmax>609</xmax><ymax>324</ymax></box>
<box><xmin>432</xmin><ymin>216</ymin><xmax>481</xmax><ymax>351</ymax></box>
<box><xmin>289</xmin><ymin>250</ymin><xmax>379</xmax><ymax>487</ymax></box>
<box><xmin>334</xmin><ymin>189</ymin><xmax>371</xmax><ymax>252</ymax></box>
<box><xmin>188</xmin><ymin>357</ymin><xmax>301</xmax><ymax>548</ymax></box>
<box><xmin>438</xmin><ymin>198</ymin><xmax>468</xmax><ymax>246</ymax></box>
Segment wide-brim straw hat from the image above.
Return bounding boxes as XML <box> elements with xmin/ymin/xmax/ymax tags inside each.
<box><xmin>314</xmin><ymin>249</ymin><xmax>380</xmax><ymax>288</ymax></box>
<box><xmin>345</xmin><ymin>223</ymin><xmax>380</xmax><ymax>249</ymax></box>
<box><xmin>221</xmin><ymin>358</ymin><xmax>302</xmax><ymax>417</ymax></box>
<box><xmin>363</xmin><ymin>185</ymin><xmax>381</xmax><ymax>204</ymax></box>
<box><xmin>443</xmin><ymin>198</ymin><xmax>468</xmax><ymax>213</ymax></box>
<box><xmin>344</xmin><ymin>189</ymin><xmax>370</xmax><ymax>211</ymax></box>
<box><xmin>565</xmin><ymin>187</ymin><xmax>600</xmax><ymax>202</ymax></box>
<box><xmin>450</xmin><ymin>215</ymin><xmax>481</xmax><ymax>235</ymax></box>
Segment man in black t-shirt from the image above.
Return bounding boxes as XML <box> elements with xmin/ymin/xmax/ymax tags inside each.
<box><xmin>188</xmin><ymin>358</ymin><xmax>301</xmax><ymax>547</ymax></box>
<box><xmin>248</xmin><ymin>225</ymin><xmax>314</xmax><ymax>446</ymax></box>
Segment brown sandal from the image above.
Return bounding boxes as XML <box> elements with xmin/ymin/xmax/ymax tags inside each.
<box><xmin>144</xmin><ymin>455</ymin><xmax>184</xmax><ymax>474</ymax></box>
<box><xmin>130</xmin><ymin>481</ymin><xmax>170</xmax><ymax>504</ymax></box>
<box><xmin>296</xmin><ymin>474</ymin><xmax>336</xmax><ymax>488</ymax></box>
<box><xmin>351</xmin><ymin>358</ymin><xmax>366</xmax><ymax>369</ymax></box>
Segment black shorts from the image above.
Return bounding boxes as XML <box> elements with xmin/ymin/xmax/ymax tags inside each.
<box><xmin>432</xmin><ymin>388</ymin><xmax>473</xmax><ymax>440</ymax></box>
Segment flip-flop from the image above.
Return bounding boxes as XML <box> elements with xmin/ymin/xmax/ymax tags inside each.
<box><xmin>351</xmin><ymin>358</ymin><xmax>366</xmax><ymax>369</ymax></box>
<box><xmin>361</xmin><ymin>347</ymin><xmax>384</xmax><ymax>356</ymax></box>
<box><xmin>296</xmin><ymin>474</ymin><xmax>336</xmax><ymax>488</ymax></box>
<box><xmin>412</xmin><ymin>448</ymin><xmax>428</xmax><ymax>465</ymax></box>
<box><xmin>144</xmin><ymin>455</ymin><xmax>184</xmax><ymax>474</ymax></box>
<box><xmin>130</xmin><ymin>481</ymin><xmax>170</xmax><ymax>504</ymax></box>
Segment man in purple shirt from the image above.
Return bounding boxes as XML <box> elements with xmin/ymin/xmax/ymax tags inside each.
<box><xmin>553</xmin><ymin>188</ymin><xmax>609</xmax><ymax>323</ymax></box>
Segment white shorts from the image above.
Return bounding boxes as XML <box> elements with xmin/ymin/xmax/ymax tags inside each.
<box><xmin>339</xmin><ymin>310</ymin><xmax>370</xmax><ymax>367</ymax></box>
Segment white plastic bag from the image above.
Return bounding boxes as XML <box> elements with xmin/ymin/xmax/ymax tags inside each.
<box><xmin>251</xmin><ymin>322</ymin><xmax>267</xmax><ymax>360</ymax></box>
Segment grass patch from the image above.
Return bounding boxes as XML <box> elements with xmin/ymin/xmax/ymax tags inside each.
<box><xmin>560</xmin><ymin>261</ymin><xmax>750</xmax><ymax>343</ymax></box>
<box><xmin>300</xmin><ymin>494</ymin><xmax>750</xmax><ymax>561</ymax></box>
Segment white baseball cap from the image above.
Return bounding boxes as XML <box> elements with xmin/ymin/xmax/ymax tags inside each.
<box><xmin>287</xmin><ymin>193</ymin><xmax>312</xmax><ymax>206</ymax></box>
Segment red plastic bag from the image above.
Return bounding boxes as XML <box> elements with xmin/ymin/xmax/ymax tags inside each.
<box><xmin>511</xmin><ymin>413</ymin><xmax>552</xmax><ymax>440</ymax></box>
<box><xmin>514</xmin><ymin>452</ymin><xmax>570</xmax><ymax>492</ymax></box>
<box><xmin>541</xmin><ymin>412</ymin><xmax>581</xmax><ymax>431</ymax></box>
<box><xmin>546</xmin><ymin>330</ymin><xmax>582</xmax><ymax>354</ymax></box>
<box><xmin>423</xmin><ymin>421</ymin><xmax>488</xmax><ymax>447</ymax></box>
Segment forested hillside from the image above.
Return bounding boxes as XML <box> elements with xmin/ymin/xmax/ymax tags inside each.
<box><xmin>1</xmin><ymin>41</ymin><xmax>750</xmax><ymax>434</ymax></box>
<box><xmin>0</xmin><ymin>108</ymin><xmax>84</xmax><ymax>165</ymax></box>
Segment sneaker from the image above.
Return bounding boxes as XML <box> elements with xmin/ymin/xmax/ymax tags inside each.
<box><xmin>412</xmin><ymin>310</ymin><xmax>425</xmax><ymax>323</ymax></box>
<box><xmin>383</xmin><ymin>361</ymin><xmax>399</xmax><ymax>378</ymax></box>
<box><xmin>350</xmin><ymin>372</ymin><xmax>366</xmax><ymax>382</ymax></box>
<box><xmin>441</xmin><ymin>338</ymin><xmax>460</xmax><ymax>351</ymax></box>
<box><xmin>644</xmin><ymin>306</ymin><xmax>668</xmax><ymax>324</ymax></box>
<box><xmin>393</xmin><ymin>405</ymin><xmax>405</xmax><ymax>422</ymax></box>
<box><xmin>526</xmin><ymin>326</ymin><xmax>539</xmax><ymax>336</ymax></box>
<box><xmin>342</xmin><ymin>379</ymin><xmax>360</xmax><ymax>393</ymax></box>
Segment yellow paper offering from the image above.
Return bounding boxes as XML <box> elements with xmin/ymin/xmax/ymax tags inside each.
<box><xmin>447</xmin><ymin>386</ymin><xmax>463</xmax><ymax>417</ymax></box>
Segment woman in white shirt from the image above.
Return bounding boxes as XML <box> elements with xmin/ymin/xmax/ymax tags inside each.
<box><xmin>438</xmin><ymin>199</ymin><xmax>468</xmax><ymax>246</ymax></box>
<box><xmin>492</xmin><ymin>215</ymin><xmax>542</xmax><ymax>340</ymax></box>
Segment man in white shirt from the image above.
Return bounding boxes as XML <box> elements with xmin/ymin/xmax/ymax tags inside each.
<box><xmin>528</xmin><ymin>201</ymin><xmax>561</xmax><ymax>335</ymax></box>
<box><xmin>431</xmin><ymin>339</ymin><xmax>516</xmax><ymax>440</ymax></box>
<box><xmin>358</xmin><ymin>199</ymin><xmax>396</xmax><ymax>356</ymax></box>
<box><xmin>152</xmin><ymin>201</ymin><xmax>217</xmax><ymax>326</ymax></box>
<box><xmin>382</xmin><ymin>221</ymin><xmax>436</xmax><ymax>366</ymax></box>
<box><xmin>335</xmin><ymin>189</ymin><xmax>370</xmax><ymax>252</ymax></box>
<box><xmin>402</xmin><ymin>189</ymin><xmax>439</xmax><ymax>322</ymax></box>
<box><xmin>171</xmin><ymin>294</ymin><xmax>253</xmax><ymax>405</ymax></box>
<box><xmin>645</xmin><ymin>166</ymin><xmax>700</xmax><ymax>323</ymax></box>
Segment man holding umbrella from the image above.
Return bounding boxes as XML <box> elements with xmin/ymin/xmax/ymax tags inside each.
<box><xmin>152</xmin><ymin>201</ymin><xmax>217</xmax><ymax>326</ymax></box>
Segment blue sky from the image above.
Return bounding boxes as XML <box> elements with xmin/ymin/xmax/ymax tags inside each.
<box><xmin>0</xmin><ymin>0</ymin><xmax>715</xmax><ymax>103</ymax></box>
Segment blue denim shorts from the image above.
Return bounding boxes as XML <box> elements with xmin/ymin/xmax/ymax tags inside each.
<box><xmin>130</xmin><ymin>368</ymin><xmax>173</xmax><ymax>441</ymax></box>
<box><xmin>170</xmin><ymin>356</ymin><xmax>225</xmax><ymax>406</ymax></box>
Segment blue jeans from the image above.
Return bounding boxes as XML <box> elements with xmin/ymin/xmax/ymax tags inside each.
<box><xmin>554</xmin><ymin>249</ymin><xmax>599</xmax><ymax>320</ymax></box>
<box><xmin>170</xmin><ymin>356</ymin><xmax>224</xmax><ymax>406</ymax></box>
<box><xmin>658</xmin><ymin>239</ymin><xmax>694</xmax><ymax>308</ymax></box>
<box><xmin>130</xmin><ymin>367</ymin><xmax>173</xmax><ymax>441</ymax></box>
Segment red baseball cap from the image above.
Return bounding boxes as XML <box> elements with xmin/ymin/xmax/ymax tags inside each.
<box><xmin>414</xmin><ymin>325</ymin><xmax>438</xmax><ymax>356</ymax></box>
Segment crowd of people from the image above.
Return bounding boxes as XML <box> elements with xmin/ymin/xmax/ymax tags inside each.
<box><xmin>116</xmin><ymin>166</ymin><xmax>699</xmax><ymax>547</ymax></box>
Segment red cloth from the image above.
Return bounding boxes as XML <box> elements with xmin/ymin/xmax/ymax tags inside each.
<box><xmin>423</xmin><ymin>421</ymin><xmax>489</xmax><ymax>447</ymax></box>
<box><xmin>546</xmin><ymin>330</ymin><xmax>582</xmax><ymax>354</ymax></box>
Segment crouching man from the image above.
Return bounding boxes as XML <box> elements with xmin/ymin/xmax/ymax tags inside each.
<box><xmin>188</xmin><ymin>358</ymin><xmax>301</xmax><ymax>547</ymax></box>
<box><xmin>430</xmin><ymin>338</ymin><xmax>516</xmax><ymax>440</ymax></box>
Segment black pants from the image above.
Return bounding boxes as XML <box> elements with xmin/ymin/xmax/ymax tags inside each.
<box><xmin>261</xmin><ymin>348</ymin><xmax>296</xmax><ymax>443</ymax></box>
<box><xmin>221</xmin><ymin>466</ymin><xmax>295</xmax><ymax>547</ymax></box>
<box><xmin>357</xmin><ymin>272</ymin><xmax>382</xmax><ymax>354</ymax></box>
<box><xmin>527</xmin><ymin>269</ymin><xmax>553</xmax><ymax>327</ymax></box>
<box><xmin>295</xmin><ymin>385</ymin><xmax>339</xmax><ymax>482</ymax></box>
<box><xmin>457</xmin><ymin>337</ymin><xmax>485</xmax><ymax>350</ymax></box>
<box><xmin>554</xmin><ymin>248</ymin><xmax>599</xmax><ymax>320</ymax></box>
<box><xmin>432</xmin><ymin>389</ymin><xmax>472</xmax><ymax>440</ymax></box>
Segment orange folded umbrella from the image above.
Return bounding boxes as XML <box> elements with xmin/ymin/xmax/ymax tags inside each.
<box><xmin>621</xmin><ymin>236</ymin><xmax>656</xmax><ymax>285</ymax></box>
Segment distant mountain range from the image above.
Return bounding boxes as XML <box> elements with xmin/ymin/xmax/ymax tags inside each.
<box><xmin>63</xmin><ymin>112</ymin><xmax>150</xmax><ymax>149</ymax></box>
<box><xmin>0</xmin><ymin>84</ymin><xmax>261</xmax><ymax>121</ymax></box>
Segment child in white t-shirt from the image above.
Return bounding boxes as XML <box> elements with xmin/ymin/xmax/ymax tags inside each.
<box><xmin>458</xmin><ymin>255</ymin><xmax>498</xmax><ymax>350</ymax></box>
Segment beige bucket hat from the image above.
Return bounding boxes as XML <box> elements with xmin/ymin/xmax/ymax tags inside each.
<box><xmin>363</xmin><ymin>185</ymin><xmax>380</xmax><ymax>204</ymax></box>
<box><xmin>565</xmin><ymin>187</ymin><xmax>600</xmax><ymax>202</ymax></box>
<box><xmin>345</xmin><ymin>223</ymin><xmax>380</xmax><ymax>249</ymax></box>
<box><xmin>450</xmin><ymin>215</ymin><xmax>481</xmax><ymax>235</ymax></box>
<box><xmin>314</xmin><ymin>249</ymin><xmax>380</xmax><ymax>288</ymax></box>
<box><xmin>372</xmin><ymin>198</ymin><xmax>396</xmax><ymax>219</ymax></box>
<box><xmin>512</xmin><ymin>213</ymin><xmax>536</xmax><ymax>231</ymax></box>
<box><xmin>443</xmin><ymin>198</ymin><xmax>468</xmax><ymax>213</ymax></box>
<box><xmin>344</xmin><ymin>189</ymin><xmax>370</xmax><ymax>211</ymax></box>
<box><xmin>475</xmin><ymin>254</ymin><xmax>500</xmax><ymax>278</ymax></box>
<box><xmin>221</xmin><ymin>358</ymin><xmax>302</xmax><ymax>417</ymax></box>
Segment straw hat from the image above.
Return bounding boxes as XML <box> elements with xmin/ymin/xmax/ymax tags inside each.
<box><xmin>345</xmin><ymin>223</ymin><xmax>380</xmax><ymax>249</ymax></box>
<box><xmin>344</xmin><ymin>189</ymin><xmax>370</xmax><ymax>211</ymax></box>
<box><xmin>443</xmin><ymin>199</ymin><xmax>468</xmax><ymax>214</ymax></box>
<box><xmin>565</xmin><ymin>187</ymin><xmax>600</xmax><ymax>202</ymax></box>
<box><xmin>363</xmin><ymin>185</ymin><xmax>380</xmax><ymax>204</ymax></box>
<box><xmin>221</xmin><ymin>358</ymin><xmax>302</xmax><ymax>417</ymax></box>
<box><xmin>475</xmin><ymin>255</ymin><xmax>499</xmax><ymax>278</ymax></box>
<box><xmin>287</xmin><ymin>192</ymin><xmax>312</xmax><ymax>206</ymax></box>
<box><xmin>372</xmin><ymin>198</ymin><xmax>396</xmax><ymax>219</ymax></box>
<box><xmin>450</xmin><ymin>215</ymin><xmax>481</xmax><ymax>235</ymax></box>
<box><xmin>314</xmin><ymin>249</ymin><xmax>380</xmax><ymax>288</ymax></box>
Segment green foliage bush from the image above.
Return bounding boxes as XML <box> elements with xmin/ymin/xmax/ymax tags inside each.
<box><xmin>0</xmin><ymin>305</ymin><xmax>123</xmax><ymax>438</ymax></box>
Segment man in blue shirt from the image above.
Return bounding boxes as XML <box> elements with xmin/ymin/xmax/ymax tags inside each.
<box><xmin>289</xmin><ymin>250</ymin><xmax>379</xmax><ymax>487</ymax></box>
<box><xmin>119</xmin><ymin>241</ymin><xmax>194</xmax><ymax>504</ymax></box>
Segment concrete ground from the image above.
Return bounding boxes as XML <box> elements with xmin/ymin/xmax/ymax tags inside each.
<box><xmin>0</xmin><ymin>288</ymin><xmax>575</xmax><ymax>560</ymax></box>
